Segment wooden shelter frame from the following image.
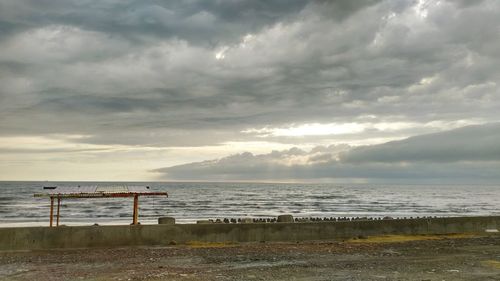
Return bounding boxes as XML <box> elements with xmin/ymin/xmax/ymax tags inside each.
<box><xmin>34</xmin><ymin>191</ymin><xmax>168</xmax><ymax>227</ymax></box>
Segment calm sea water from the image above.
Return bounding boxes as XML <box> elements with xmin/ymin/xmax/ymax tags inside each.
<box><xmin>0</xmin><ymin>181</ymin><xmax>499</xmax><ymax>227</ymax></box>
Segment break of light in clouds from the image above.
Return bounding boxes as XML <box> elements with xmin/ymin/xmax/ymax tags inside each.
<box><xmin>242</xmin><ymin>119</ymin><xmax>482</xmax><ymax>138</ymax></box>
<box><xmin>0</xmin><ymin>0</ymin><xmax>499</xmax><ymax>182</ymax></box>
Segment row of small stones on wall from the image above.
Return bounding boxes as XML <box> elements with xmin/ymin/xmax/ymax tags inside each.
<box><xmin>195</xmin><ymin>216</ymin><xmax>442</xmax><ymax>224</ymax></box>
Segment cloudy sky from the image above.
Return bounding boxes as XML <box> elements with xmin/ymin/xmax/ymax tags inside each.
<box><xmin>0</xmin><ymin>0</ymin><xmax>499</xmax><ymax>182</ymax></box>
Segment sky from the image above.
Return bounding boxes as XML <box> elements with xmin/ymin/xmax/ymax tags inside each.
<box><xmin>0</xmin><ymin>0</ymin><xmax>499</xmax><ymax>182</ymax></box>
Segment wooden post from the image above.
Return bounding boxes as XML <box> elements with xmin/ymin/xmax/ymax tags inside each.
<box><xmin>132</xmin><ymin>195</ymin><xmax>139</xmax><ymax>225</ymax></box>
<box><xmin>56</xmin><ymin>197</ymin><xmax>61</xmax><ymax>226</ymax></box>
<box><xmin>49</xmin><ymin>197</ymin><xmax>54</xmax><ymax>227</ymax></box>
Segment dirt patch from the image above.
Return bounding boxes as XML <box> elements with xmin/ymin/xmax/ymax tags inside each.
<box><xmin>0</xmin><ymin>234</ymin><xmax>499</xmax><ymax>281</ymax></box>
<box><xmin>185</xmin><ymin>241</ymin><xmax>236</xmax><ymax>248</ymax></box>
<box><xmin>346</xmin><ymin>233</ymin><xmax>478</xmax><ymax>243</ymax></box>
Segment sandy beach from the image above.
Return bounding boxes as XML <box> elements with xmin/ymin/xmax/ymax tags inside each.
<box><xmin>1</xmin><ymin>234</ymin><xmax>499</xmax><ymax>281</ymax></box>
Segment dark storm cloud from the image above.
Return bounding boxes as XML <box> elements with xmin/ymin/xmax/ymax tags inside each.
<box><xmin>0</xmin><ymin>0</ymin><xmax>309</xmax><ymax>44</ymax></box>
<box><xmin>0</xmin><ymin>0</ymin><xmax>499</xmax><ymax>149</ymax></box>
<box><xmin>155</xmin><ymin>123</ymin><xmax>500</xmax><ymax>182</ymax></box>
<box><xmin>341</xmin><ymin>123</ymin><xmax>500</xmax><ymax>163</ymax></box>
<box><xmin>0</xmin><ymin>0</ymin><xmax>387</xmax><ymax>45</ymax></box>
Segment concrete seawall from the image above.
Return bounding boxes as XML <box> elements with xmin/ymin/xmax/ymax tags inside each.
<box><xmin>0</xmin><ymin>216</ymin><xmax>498</xmax><ymax>251</ymax></box>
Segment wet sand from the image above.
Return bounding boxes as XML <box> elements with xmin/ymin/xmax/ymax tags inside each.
<box><xmin>1</xmin><ymin>234</ymin><xmax>499</xmax><ymax>281</ymax></box>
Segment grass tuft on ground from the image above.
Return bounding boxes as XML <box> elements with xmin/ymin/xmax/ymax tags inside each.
<box><xmin>482</xmin><ymin>260</ymin><xmax>500</xmax><ymax>269</ymax></box>
<box><xmin>347</xmin><ymin>233</ymin><xmax>478</xmax><ymax>243</ymax></box>
<box><xmin>185</xmin><ymin>241</ymin><xmax>235</xmax><ymax>248</ymax></box>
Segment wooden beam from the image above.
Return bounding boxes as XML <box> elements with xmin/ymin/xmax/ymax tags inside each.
<box><xmin>49</xmin><ymin>197</ymin><xmax>54</xmax><ymax>227</ymax></box>
<box><xmin>132</xmin><ymin>195</ymin><xmax>139</xmax><ymax>225</ymax></box>
<box><xmin>56</xmin><ymin>197</ymin><xmax>61</xmax><ymax>226</ymax></box>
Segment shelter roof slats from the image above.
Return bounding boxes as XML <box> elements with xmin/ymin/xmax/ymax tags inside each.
<box><xmin>34</xmin><ymin>185</ymin><xmax>167</xmax><ymax>198</ymax></box>
<box><xmin>34</xmin><ymin>185</ymin><xmax>168</xmax><ymax>226</ymax></box>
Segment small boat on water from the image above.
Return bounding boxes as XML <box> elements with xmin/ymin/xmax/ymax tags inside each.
<box><xmin>43</xmin><ymin>180</ymin><xmax>57</xmax><ymax>189</ymax></box>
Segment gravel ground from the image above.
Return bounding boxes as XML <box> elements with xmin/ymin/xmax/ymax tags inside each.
<box><xmin>0</xmin><ymin>234</ymin><xmax>499</xmax><ymax>281</ymax></box>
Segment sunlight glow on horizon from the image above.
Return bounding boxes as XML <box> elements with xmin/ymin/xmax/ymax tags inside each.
<box><xmin>242</xmin><ymin>119</ymin><xmax>486</xmax><ymax>138</ymax></box>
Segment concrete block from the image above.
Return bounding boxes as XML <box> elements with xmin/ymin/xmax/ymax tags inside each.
<box><xmin>240</xmin><ymin>218</ymin><xmax>253</xmax><ymax>224</ymax></box>
<box><xmin>277</xmin><ymin>215</ymin><xmax>294</xmax><ymax>223</ymax></box>
<box><xmin>158</xmin><ymin>217</ymin><xmax>175</xmax><ymax>225</ymax></box>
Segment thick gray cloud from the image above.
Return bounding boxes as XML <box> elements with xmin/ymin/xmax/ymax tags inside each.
<box><xmin>1</xmin><ymin>0</ymin><xmax>499</xmax><ymax>148</ymax></box>
<box><xmin>155</xmin><ymin>123</ymin><xmax>500</xmax><ymax>182</ymax></box>
<box><xmin>0</xmin><ymin>0</ymin><xmax>499</xmax><ymax>181</ymax></box>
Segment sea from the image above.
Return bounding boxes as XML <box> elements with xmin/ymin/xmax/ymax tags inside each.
<box><xmin>0</xmin><ymin>181</ymin><xmax>499</xmax><ymax>227</ymax></box>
